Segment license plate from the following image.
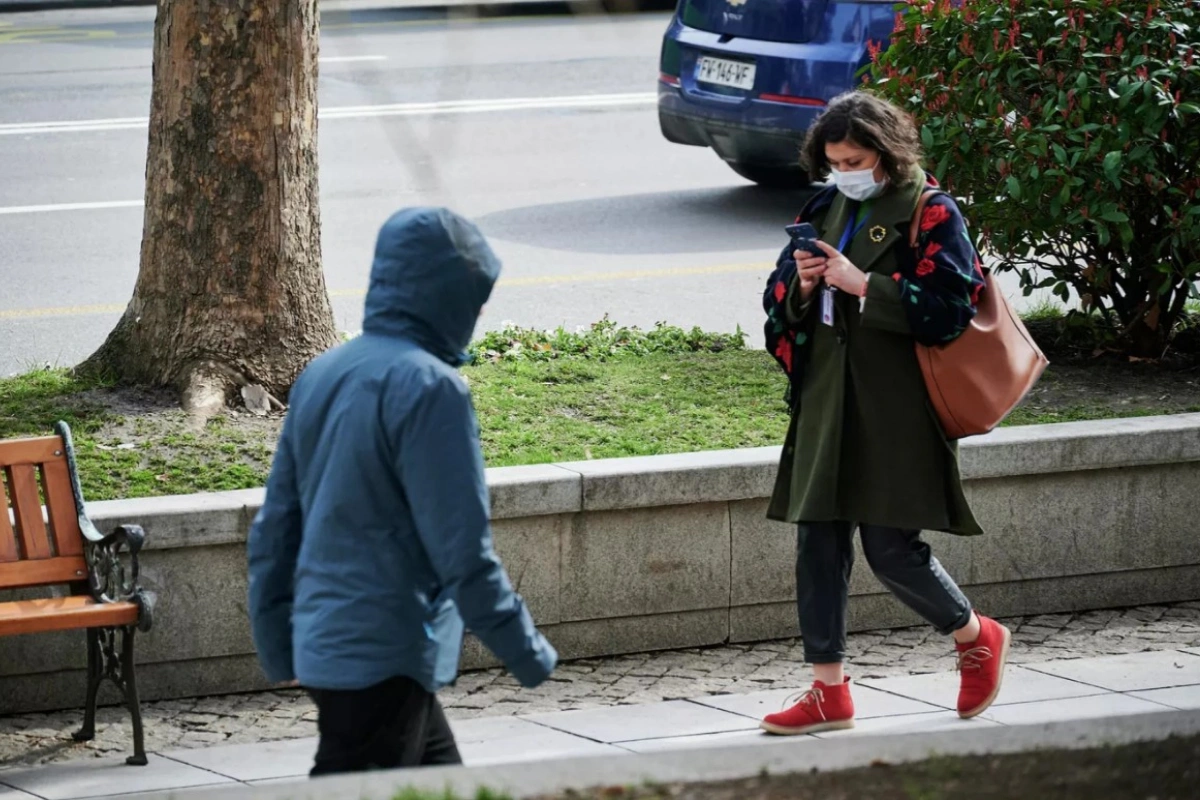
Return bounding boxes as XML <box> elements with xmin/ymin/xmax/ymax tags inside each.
<box><xmin>695</xmin><ymin>56</ymin><xmax>756</xmax><ymax>91</ymax></box>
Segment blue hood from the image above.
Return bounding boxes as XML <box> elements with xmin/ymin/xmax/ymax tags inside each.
<box><xmin>363</xmin><ymin>207</ymin><xmax>501</xmax><ymax>366</ymax></box>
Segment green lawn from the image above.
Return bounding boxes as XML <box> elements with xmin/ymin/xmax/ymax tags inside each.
<box><xmin>2</xmin><ymin>321</ymin><xmax>1197</xmax><ymax>502</ymax></box>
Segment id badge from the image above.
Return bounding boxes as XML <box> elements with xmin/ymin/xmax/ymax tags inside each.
<box><xmin>820</xmin><ymin>286</ymin><xmax>835</xmax><ymax>327</ymax></box>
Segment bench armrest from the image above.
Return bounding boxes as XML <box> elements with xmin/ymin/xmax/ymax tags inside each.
<box><xmin>56</xmin><ymin>421</ymin><xmax>156</xmax><ymax>632</ymax></box>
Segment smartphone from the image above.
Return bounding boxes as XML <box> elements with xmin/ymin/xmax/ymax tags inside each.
<box><xmin>785</xmin><ymin>222</ymin><xmax>821</xmax><ymax>257</ymax></box>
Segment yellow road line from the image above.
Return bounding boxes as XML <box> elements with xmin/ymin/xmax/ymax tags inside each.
<box><xmin>0</xmin><ymin>12</ymin><xmax>571</xmax><ymax>45</ymax></box>
<box><xmin>0</xmin><ymin>262</ymin><xmax>769</xmax><ymax>321</ymax></box>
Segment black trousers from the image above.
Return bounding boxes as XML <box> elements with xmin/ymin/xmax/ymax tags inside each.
<box><xmin>796</xmin><ymin>521</ymin><xmax>973</xmax><ymax>664</ymax></box>
<box><xmin>307</xmin><ymin>675</ymin><xmax>462</xmax><ymax>777</ymax></box>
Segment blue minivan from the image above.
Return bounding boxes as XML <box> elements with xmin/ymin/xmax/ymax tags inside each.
<box><xmin>658</xmin><ymin>0</ymin><xmax>897</xmax><ymax>188</ymax></box>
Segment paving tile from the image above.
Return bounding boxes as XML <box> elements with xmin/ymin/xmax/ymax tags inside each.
<box><xmin>451</xmin><ymin>716</ymin><xmax>624</xmax><ymax>765</ymax></box>
<box><xmin>1128</xmin><ymin>685</ymin><xmax>1200</xmax><ymax>711</ymax></box>
<box><xmin>981</xmin><ymin>693</ymin><xmax>1171</xmax><ymax>726</ymax></box>
<box><xmin>0</xmin><ymin>785</ymin><xmax>41</xmax><ymax>800</ymax></box>
<box><xmin>522</xmin><ymin>700</ymin><xmax>756</xmax><ymax>744</ymax></box>
<box><xmin>617</xmin><ymin>729</ymin><xmax>777</xmax><ymax>754</ymax></box>
<box><xmin>0</xmin><ymin>755</ymin><xmax>233</xmax><ymax>800</ymax></box>
<box><xmin>810</xmin><ymin>711</ymin><xmax>1001</xmax><ymax>739</ymax></box>
<box><xmin>160</xmin><ymin>737</ymin><xmax>316</xmax><ymax>782</ymax></box>
<box><xmin>691</xmin><ymin>684</ymin><xmax>940</xmax><ymax>721</ymax></box>
<box><xmin>1025</xmin><ymin>650</ymin><xmax>1200</xmax><ymax>692</ymax></box>
<box><xmin>860</xmin><ymin>665</ymin><xmax>1107</xmax><ymax>709</ymax></box>
<box><xmin>90</xmin><ymin>786</ymin><xmax>233</xmax><ymax>800</ymax></box>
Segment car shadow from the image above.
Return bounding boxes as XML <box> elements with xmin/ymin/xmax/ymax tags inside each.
<box><xmin>474</xmin><ymin>184</ymin><xmax>822</xmax><ymax>256</ymax></box>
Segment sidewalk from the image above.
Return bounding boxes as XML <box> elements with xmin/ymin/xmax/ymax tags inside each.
<box><xmin>1</xmin><ymin>602</ymin><xmax>1198</xmax><ymax>797</ymax></box>
<box><xmin>1</xmin><ymin>642</ymin><xmax>1198</xmax><ymax>798</ymax></box>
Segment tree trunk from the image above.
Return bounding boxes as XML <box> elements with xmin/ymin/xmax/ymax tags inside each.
<box><xmin>80</xmin><ymin>0</ymin><xmax>337</xmax><ymax>419</ymax></box>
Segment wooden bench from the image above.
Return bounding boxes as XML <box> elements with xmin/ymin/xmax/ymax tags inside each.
<box><xmin>1</xmin><ymin>421</ymin><xmax>154</xmax><ymax>766</ymax></box>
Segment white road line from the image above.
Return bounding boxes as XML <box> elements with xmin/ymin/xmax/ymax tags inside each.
<box><xmin>0</xmin><ymin>199</ymin><xmax>143</xmax><ymax>215</ymax></box>
<box><xmin>319</xmin><ymin>55</ymin><xmax>388</xmax><ymax>63</ymax></box>
<box><xmin>0</xmin><ymin>92</ymin><xmax>657</xmax><ymax>137</ymax></box>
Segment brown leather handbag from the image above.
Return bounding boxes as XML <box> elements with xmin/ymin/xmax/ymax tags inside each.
<box><xmin>910</xmin><ymin>192</ymin><xmax>1049</xmax><ymax>440</ymax></box>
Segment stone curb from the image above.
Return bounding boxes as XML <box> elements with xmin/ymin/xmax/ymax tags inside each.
<box><xmin>83</xmin><ymin>414</ymin><xmax>1200</xmax><ymax>550</ymax></box>
<box><xmin>116</xmin><ymin>708</ymin><xmax>1200</xmax><ymax>800</ymax></box>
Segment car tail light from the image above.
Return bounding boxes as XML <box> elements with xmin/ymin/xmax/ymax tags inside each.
<box><xmin>759</xmin><ymin>93</ymin><xmax>825</xmax><ymax>107</ymax></box>
<box><xmin>659</xmin><ymin>73</ymin><xmax>682</xmax><ymax>87</ymax></box>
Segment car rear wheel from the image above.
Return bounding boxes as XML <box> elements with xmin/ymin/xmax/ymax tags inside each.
<box><xmin>727</xmin><ymin>162</ymin><xmax>811</xmax><ymax>190</ymax></box>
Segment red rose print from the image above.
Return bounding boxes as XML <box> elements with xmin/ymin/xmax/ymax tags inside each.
<box><xmin>774</xmin><ymin>280</ymin><xmax>787</xmax><ymax>303</ymax></box>
<box><xmin>971</xmin><ymin>281</ymin><xmax>984</xmax><ymax>305</ymax></box>
<box><xmin>974</xmin><ymin>256</ymin><xmax>985</xmax><ymax>277</ymax></box>
<box><xmin>774</xmin><ymin>337</ymin><xmax>793</xmax><ymax>372</ymax></box>
<box><xmin>919</xmin><ymin>202</ymin><xmax>952</xmax><ymax>232</ymax></box>
<box><xmin>924</xmin><ymin>241</ymin><xmax>943</xmax><ymax>258</ymax></box>
<box><xmin>892</xmin><ymin>272</ymin><xmax>902</xmax><ymax>282</ymax></box>
<box><xmin>916</xmin><ymin>258</ymin><xmax>936</xmax><ymax>277</ymax></box>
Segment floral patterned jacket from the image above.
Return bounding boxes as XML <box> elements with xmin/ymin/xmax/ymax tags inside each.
<box><xmin>762</xmin><ymin>178</ymin><xmax>986</xmax><ymax>408</ymax></box>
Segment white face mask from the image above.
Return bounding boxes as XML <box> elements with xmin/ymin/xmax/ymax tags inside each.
<box><xmin>831</xmin><ymin>162</ymin><xmax>888</xmax><ymax>201</ymax></box>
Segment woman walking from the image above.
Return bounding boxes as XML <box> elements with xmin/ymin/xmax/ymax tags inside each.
<box><xmin>760</xmin><ymin>92</ymin><xmax>1010</xmax><ymax>735</ymax></box>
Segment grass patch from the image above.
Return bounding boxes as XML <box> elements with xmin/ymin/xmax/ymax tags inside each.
<box><xmin>3</xmin><ymin>320</ymin><xmax>1199</xmax><ymax>502</ymax></box>
<box><xmin>470</xmin><ymin>351</ymin><xmax>787</xmax><ymax>466</ymax></box>
<box><xmin>391</xmin><ymin>789</ymin><xmax>511</xmax><ymax>800</ymax></box>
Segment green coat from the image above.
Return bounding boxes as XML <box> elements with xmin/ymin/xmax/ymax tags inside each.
<box><xmin>766</xmin><ymin>171</ymin><xmax>984</xmax><ymax>536</ymax></box>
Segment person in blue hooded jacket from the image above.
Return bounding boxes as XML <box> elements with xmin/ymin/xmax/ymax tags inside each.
<box><xmin>247</xmin><ymin>207</ymin><xmax>557</xmax><ymax>776</ymax></box>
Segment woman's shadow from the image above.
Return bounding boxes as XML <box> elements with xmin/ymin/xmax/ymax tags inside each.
<box><xmin>474</xmin><ymin>184</ymin><xmax>821</xmax><ymax>256</ymax></box>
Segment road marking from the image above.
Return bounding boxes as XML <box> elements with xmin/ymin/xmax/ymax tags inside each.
<box><xmin>0</xmin><ymin>26</ymin><xmax>117</xmax><ymax>44</ymax></box>
<box><xmin>319</xmin><ymin>55</ymin><xmax>388</xmax><ymax>63</ymax></box>
<box><xmin>0</xmin><ymin>9</ymin><xmax>658</xmax><ymax>46</ymax></box>
<box><xmin>0</xmin><ymin>200</ymin><xmax>144</xmax><ymax>216</ymax></box>
<box><xmin>0</xmin><ymin>92</ymin><xmax>656</xmax><ymax>137</ymax></box>
<box><xmin>0</xmin><ymin>263</ymin><xmax>769</xmax><ymax>321</ymax></box>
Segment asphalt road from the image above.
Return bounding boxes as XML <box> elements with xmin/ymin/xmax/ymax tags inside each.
<box><xmin>0</xmin><ymin>3</ymin><xmax>1039</xmax><ymax>377</ymax></box>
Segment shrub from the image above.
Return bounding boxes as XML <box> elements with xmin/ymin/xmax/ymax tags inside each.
<box><xmin>468</xmin><ymin>317</ymin><xmax>746</xmax><ymax>363</ymax></box>
<box><xmin>872</xmin><ymin>0</ymin><xmax>1200</xmax><ymax>357</ymax></box>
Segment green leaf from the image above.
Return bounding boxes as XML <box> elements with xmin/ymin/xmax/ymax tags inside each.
<box><xmin>921</xmin><ymin>125</ymin><xmax>935</xmax><ymax>150</ymax></box>
<box><xmin>1100</xmin><ymin>210</ymin><xmax>1129</xmax><ymax>223</ymax></box>
<box><xmin>1103</xmin><ymin>151</ymin><xmax>1123</xmax><ymax>184</ymax></box>
<box><xmin>1006</xmin><ymin>176</ymin><xmax>1022</xmax><ymax>200</ymax></box>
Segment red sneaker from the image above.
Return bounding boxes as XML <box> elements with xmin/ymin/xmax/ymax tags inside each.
<box><xmin>760</xmin><ymin>679</ymin><xmax>855</xmax><ymax>736</ymax></box>
<box><xmin>956</xmin><ymin>614</ymin><xmax>1012</xmax><ymax>718</ymax></box>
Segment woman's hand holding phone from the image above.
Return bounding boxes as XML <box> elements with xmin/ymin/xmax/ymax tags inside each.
<box><xmin>785</xmin><ymin>223</ymin><xmax>827</xmax><ymax>304</ymax></box>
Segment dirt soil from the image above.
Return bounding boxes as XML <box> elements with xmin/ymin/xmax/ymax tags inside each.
<box><xmin>1012</xmin><ymin>318</ymin><xmax>1200</xmax><ymax>420</ymax></box>
<box><xmin>532</xmin><ymin>734</ymin><xmax>1200</xmax><ymax>800</ymax></box>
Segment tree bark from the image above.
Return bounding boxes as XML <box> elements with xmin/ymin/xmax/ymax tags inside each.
<box><xmin>80</xmin><ymin>0</ymin><xmax>336</xmax><ymax>418</ymax></box>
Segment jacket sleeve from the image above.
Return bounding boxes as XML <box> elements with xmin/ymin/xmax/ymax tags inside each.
<box><xmin>247</xmin><ymin>414</ymin><xmax>303</xmax><ymax>685</ymax></box>
<box><xmin>397</xmin><ymin>374</ymin><xmax>558</xmax><ymax>688</ymax></box>
<box><xmin>860</xmin><ymin>195</ymin><xmax>985</xmax><ymax>346</ymax></box>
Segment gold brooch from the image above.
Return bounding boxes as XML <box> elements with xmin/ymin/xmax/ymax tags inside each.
<box><xmin>869</xmin><ymin>225</ymin><xmax>888</xmax><ymax>244</ymax></box>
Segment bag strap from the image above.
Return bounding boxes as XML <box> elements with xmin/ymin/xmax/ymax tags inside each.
<box><xmin>908</xmin><ymin>188</ymin><xmax>947</xmax><ymax>249</ymax></box>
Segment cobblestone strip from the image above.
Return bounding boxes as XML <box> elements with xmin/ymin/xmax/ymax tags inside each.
<box><xmin>2</xmin><ymin>603</ymin><xmax>1198</xmax><ymax>768</ymax></box>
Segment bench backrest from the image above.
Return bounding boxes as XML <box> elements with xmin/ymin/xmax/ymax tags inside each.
<box><xmin>0</xmin><ymin>435</ymin><xmax>88</xmax><ymax>591</ymax></box>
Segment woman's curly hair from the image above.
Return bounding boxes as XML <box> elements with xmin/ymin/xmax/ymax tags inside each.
<box><xmin>801</xmin><ymin>91</ymin><xmax>924</xmax><ymax>187</ymax></box>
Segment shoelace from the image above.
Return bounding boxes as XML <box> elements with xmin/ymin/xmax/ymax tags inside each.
<box><xmin>957</xmin><ymin>645</ymin><xmax>994</xmax><ymax>673</ymax></box>
<box><xmin>781</xmin><ymin>686</ymin><xmax>827</xmax><ymax>721</ymax></box>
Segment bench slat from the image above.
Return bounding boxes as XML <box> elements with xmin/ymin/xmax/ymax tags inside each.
<box><xmin>0</xmin><ymin>556</ymin><xmax>88</xmax><ymax>590</ymax></box>
<box><xmin>0</xmin><ymin>596</ymin><xmax>139</xmax><ymax>637</ymax></box>
<box><xmin>41</xmin><ymin>459</ymin><xmax>83</xmax><ymax>557</ymax></box>
<box><xmin>0</xmin><ymin>475</ymin><xmax>17</xmax><ymax>562</ymax></box>
<box><xmin>6</xmin><ymin>464</ymin><xmax>52</xmax><ymax>560</ymax></box>
<box><xmin>0</xmin><ymin>437</ymin><xmax>61</xmax><ymax>469</ymax></box>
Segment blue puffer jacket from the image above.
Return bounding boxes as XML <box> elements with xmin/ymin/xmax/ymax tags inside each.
<box><xmin>247</xmin><ymin>207</ymin><xmax>557</xmax><ymax>693</ymax></box>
